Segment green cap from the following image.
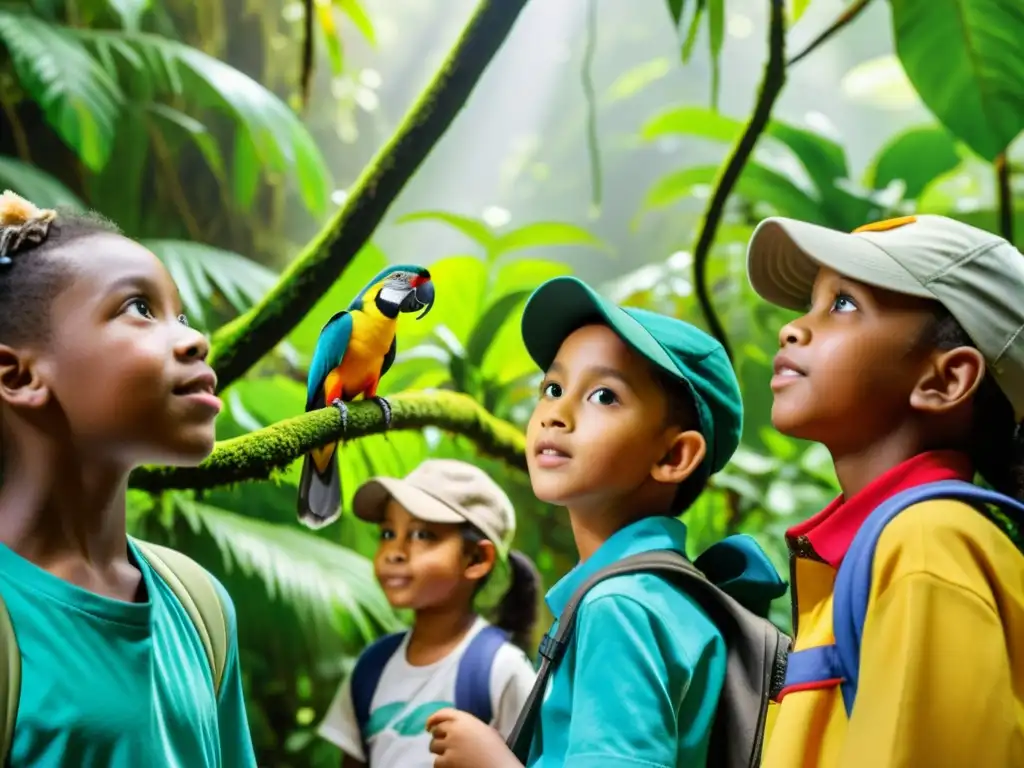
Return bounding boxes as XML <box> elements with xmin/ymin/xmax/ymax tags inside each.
<box><xmin>520</xmin><ymin>276</ymin><xmax>743</xmax><ymax>477</ymax></box>
<box><xmin>747</xmin><ymin>214</ymin><xmax>1024</xmax><ymax>419</ymax></box>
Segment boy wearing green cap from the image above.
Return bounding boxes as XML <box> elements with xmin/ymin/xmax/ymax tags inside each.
<box><xmin>426</xmin><ymin>277</ymin><xmax>785</xmax><ymax>768</ymax></box>
<box><xmin>747</xmin><ymin>215</ymin><xmax>1024</xmax><ymax>767</ymax></box>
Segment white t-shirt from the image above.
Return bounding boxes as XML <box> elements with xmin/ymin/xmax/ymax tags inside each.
<box><xmin>318</xmin><ymin>618</ymin><xmax>536</xmax><ymax>767</ymax></box>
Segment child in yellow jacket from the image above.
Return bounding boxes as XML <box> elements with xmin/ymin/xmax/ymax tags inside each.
<box><xmin>747</xmin><ymin>214</ymin><xmax>1024</xmax><ymax>767</ymax></box>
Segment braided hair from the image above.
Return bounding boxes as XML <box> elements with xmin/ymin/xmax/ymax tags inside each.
<box><xmin>0</xmin><ymin>190</ymin><xmax>120</xmax><ymax>345</ymax></box>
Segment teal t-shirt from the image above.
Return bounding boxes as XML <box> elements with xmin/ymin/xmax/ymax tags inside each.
<box><xmin>0</xmin><ymin>540</ymin><xmax>257</xmax><ymax>767</ymax></box>
<box><xmin>527</xmin><ymin>516</ymin><xmax>727</xmax><ymax>768</ymax></box>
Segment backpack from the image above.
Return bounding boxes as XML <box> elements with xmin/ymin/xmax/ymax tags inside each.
<box><xmin>0</xmin><ymin>539</ymin><xmax>229</xmax><ymax>764</ymax></box>
<box><xmin>782</xmin><ymin>479</ymin><xmax>1024</xmax><ymax>714</ymax></box>
<box><xmin>505</xmin><ymin>549</ymin><xmax>792</xmax><ymax>768</ymax></box>
<box><xmin>351</xmin><ymin>623</ymin><xmax>509</xmax><ymax>755</ymax></box>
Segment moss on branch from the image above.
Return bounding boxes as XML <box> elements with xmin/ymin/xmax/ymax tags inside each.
<box><xmin>208</xmin><ymin>0</ymin><xmax>531</xmax><ymax>391</ymax></box>
<box><xmin>129</xmin><ymin>391</ymin><xmax>527</xmax><ymax>492</ymax></box>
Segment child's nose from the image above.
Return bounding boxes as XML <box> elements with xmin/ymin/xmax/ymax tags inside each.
<box><xmin>175</xmin><ymin>327</ymin><xmax>210</xmax><ymax>361</ymax></box>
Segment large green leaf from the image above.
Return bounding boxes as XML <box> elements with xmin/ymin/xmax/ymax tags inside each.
<box><xmin>890</xmin><ymin>0</ymin><xmax>1024</xmax><ymax>160</ymax></box>
<box><xmin>864</xmin><ymin>125</ymin><xmax>962</xmax><ymax>200</ymax></box>
<box><xmin>144</xmin><ymin>240</ymin><xmax>278</xmax><ymax>328</ymax></box>
<box><xmin>171</xmin><ymin>497</ymin><xmax>400</xmax><ymax>659</ymax></box>
<box><xmin>0</xmin><ymin>155</ymin><xmax>85</xmax><ymax>209</ymax></box>
<box><xmin>78</xmin><ymin>28</ymin><xmax>333</xmax><ymax>214</ymax></box>
<box><xmin>0</xmin><ymin>9</ymin><xmax>123</xmax><ymax>171</ymax></box>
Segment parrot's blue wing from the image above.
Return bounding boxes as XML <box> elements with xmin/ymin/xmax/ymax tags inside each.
<box><xmin>306</xmin><ymin>311</ymin><xmax>354</xmax><ymax>411</ymax></box>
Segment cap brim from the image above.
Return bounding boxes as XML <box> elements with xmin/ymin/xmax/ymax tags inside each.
<box><xmin>747</xmin><ymin>217</ymin><xmax>933</xmax><ymax>309</ymax></box>
<box><xmin>521</xmin><ymin>276</ymin><xmax>684</xmax><ymax>378</ymax></box>
<box><xmin>352</xmin><ymin>477</ymin><xmax>465</xmax><ymax>525</ymax></box>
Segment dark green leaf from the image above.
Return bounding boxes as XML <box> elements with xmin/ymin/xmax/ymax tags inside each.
<box><xmin>465</xmin><ymin>289</ymin><xmax>532</xmax><ymax>366</ymax></box>
<box><xmin>79</xmin><ymin>29</ymin><xmax>333</xmax><ymax>214</ymax></box>
<box><xmin>0</xmin><ymin>10</ymin><xmax>123</xmax><ymax>171</ymax></box>
<box><xmin>0</xmin><ymin>155</ymin><xmax>86</xmax><ymax>209</ymax></box>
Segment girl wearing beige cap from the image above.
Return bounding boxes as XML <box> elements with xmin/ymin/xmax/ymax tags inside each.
<box><xmin>316</xmin><ymin>458</ymin><xmax>540</xmax><ymax>768</ymax></box>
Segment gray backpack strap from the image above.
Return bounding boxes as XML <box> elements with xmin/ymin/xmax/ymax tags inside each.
<box><xmin>0</xmin><ymin>593</ymin><xmax>18</xmax><ymax>767</ymax></box>
<box><xmin>506</xmin><ymin>550</ymin><xmax>789</xmax><ymax>768</ymax></box>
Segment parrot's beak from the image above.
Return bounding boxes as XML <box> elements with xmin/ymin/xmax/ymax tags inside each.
<box><xmin>403</xmin><ymin>279</ymin><xmax>434</xmax><ymax>319</ymax></box>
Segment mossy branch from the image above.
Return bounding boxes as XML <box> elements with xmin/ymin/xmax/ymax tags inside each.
<box><xmin>208</xmin><ymin>0</ymin><xmax>531</xmax><ymax>391</ymax></box>
<box><xmin>690</xmin><ymin>0</ymin><xmax>786</xmax><ymax>361</ymax></box>
<box><xmin>128</xmin><ymin>391</ymin><xmax>528</xmax><ymax>492</ymax></box>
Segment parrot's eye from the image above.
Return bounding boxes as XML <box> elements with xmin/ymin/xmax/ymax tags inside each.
<box><xmin>177</xmin><ymin>314</ymin><xmax>190</xmax><ymax>328</ymax></box>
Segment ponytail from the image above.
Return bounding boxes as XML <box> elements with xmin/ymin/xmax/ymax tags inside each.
<box><xmin>493</xmin><ymin>549</ymin><xmax>541</xmax><ymax>652</ymax></box>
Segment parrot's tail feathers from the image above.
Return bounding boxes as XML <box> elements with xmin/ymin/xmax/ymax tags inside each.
<box><xmin>297</xmin><ymin>450</ymin><xmax>342</xmax><ymax>529</ymax></box>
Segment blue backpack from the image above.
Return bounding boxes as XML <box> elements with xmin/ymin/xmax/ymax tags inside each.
<box><xmin>350</xmin><ymin>624</ymin><xmax>509</xmax><ymax>752</ymax></box>
<box><xmin>782</xmin><ymin>479</ymin><xmax>1024</xmax><ymax>713</ymax></box>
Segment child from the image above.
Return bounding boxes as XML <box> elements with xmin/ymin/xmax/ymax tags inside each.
<box><xmin>0</xmin><ymin>192</ymin><xmax>256</xmax><ymax>765</ymax></box>
<box><xmin>426</xmin><ymin>276</ymin><xmax>786</xmax><ymax>768</ymax></box>
<box><xmin>316</xmin><ymin>458</ymin><xmax>540</xmax><ymax>768</ymax></box>
<box><xmin>746</xmin><ymin>214</ymin><xmax>1024</xmax><ymax>766</ymax></box>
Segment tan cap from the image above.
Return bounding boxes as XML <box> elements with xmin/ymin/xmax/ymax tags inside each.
<box><xmin>352</xmin><ymin>459</ymin><xmax>516</xmax><ymax>558</ymax></box>
<box><xmin>747</xmin><ymin>214</ymin><xmax>1024</xmax><ymax>419</ymax></box>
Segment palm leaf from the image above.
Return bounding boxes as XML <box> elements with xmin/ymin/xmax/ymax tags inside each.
<box><xmin>170</xmin><ymin>496</ymin><xmax>402</xmax><ymax>664</ymax></box>
<box><xmin>144</xmin><ymin>239</ymin><xmax>278</xmax><ymax>329</ymax></box>
<box><xmin>0</xmin><ymin>9</ymin><xmax>123</xmax><ymax>171</ymax></box>
<box><xmin>0</xmin><ymin>155</ymin><xmax>86</xmax><ymax>209</ymax></box>
<box><xmin>77</xmin><ymin>28</ymin><xmax>333</xmax><ymax>215</ymax></box>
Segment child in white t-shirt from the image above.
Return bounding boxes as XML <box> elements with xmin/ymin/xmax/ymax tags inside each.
<box><xmin>317</xmin><ymin>459</ymin><xmax>539</xmax><ymax>768</ymax></box>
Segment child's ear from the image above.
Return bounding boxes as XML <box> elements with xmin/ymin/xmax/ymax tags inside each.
<box><xmin>910</xmin><ymin>346</ymin><xmax>985</xmax><ymax>415</ymax></box>
<box><xmin>651</xmin><ymin>429</ymin><xmax>706</xmax><ymax>485</ymax></box>
<box><xmin>0</xmin><ymin>345</ymin><xmax>50</xmax><ymax>409</ymax></box>
<box><xmin>464</xmin><ymin>539</ymin><xmax>497</xmax><ymax>582</ymax></box>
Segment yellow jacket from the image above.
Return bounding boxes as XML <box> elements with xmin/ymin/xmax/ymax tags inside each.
<box><xmin>762</xmin><ymin>451</ymin><xmax>1024</xmax><ymax>768</ymax></box>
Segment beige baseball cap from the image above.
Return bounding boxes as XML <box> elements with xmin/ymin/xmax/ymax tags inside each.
<box><xmin>747</xmin><ymin>214</ymin><xmax>1024</xmax><ymax>419</ymax></box>
<box><xmin>352</xmin><ymin>459</ymin><xmax>516</xmax><ymax>559</ymax></box>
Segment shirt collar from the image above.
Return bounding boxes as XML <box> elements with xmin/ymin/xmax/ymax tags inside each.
<box><xmin>545</xmin><ymin>516</ymin><xmax>689</xmax><ymax>618</ymax></box>
<box><xmin>788</xmin><ymin>450</ymin><xmax>973</xmax><ymax>568</ymax></box>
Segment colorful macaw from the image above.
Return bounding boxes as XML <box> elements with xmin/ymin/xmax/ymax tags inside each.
<box><xmin>297</xmin><ymin>265</ymin><xmax>435</xmax><ymax>528</ymax></box>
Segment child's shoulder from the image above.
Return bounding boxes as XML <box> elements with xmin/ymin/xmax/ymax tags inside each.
<box><xmin>874</xmin><ymin>497</ymin><xmax>1024</xmax><ymax>598</ymax></box>
<box><xmin>577</xmin><ymin>571</ymin><xmax>723</xmax><ymax>643</ymax></box>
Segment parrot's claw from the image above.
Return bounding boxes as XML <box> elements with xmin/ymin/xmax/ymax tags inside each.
<box><xmin>370</xmin><ymin>396</ymin><xmax>393</xmax><ymax>442</ymax></box>
<box><xmin>330</xmin><ymin>398</ymin><xmax>349</xmax><ymax>435</ymax></box>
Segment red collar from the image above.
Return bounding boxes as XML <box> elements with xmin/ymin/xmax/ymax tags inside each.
<box><xmin>787</xmin><ymin>450</ymin><xmax>974</xmax><ymax>567</ymax></box>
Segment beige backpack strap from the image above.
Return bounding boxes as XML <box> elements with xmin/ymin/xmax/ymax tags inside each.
<box><xmin>0</xmin><ymin>593</ymin><xmax>19</xmax><ymax>765</ymax></box>
<box><xmin>133</xmin><ymin>540</ymin><xmax>228</xmax><ymax>696</ymax></box>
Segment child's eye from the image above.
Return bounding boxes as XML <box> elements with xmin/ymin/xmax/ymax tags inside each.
<box><xmin>587</xmin><ymin>387</ymin><xmax>618</xmax><ymax>406</ymax></box>
<box><xmin>379</xmin><ymin>529</ymin><xmax>395</xmax><ymax>541</ymax></box>
<box><xmin>126</xmin><ymin>298</ymin><xmax>154</xmax><ymax>319</ymax></box>
<box><xmin>410</xmin><ymin>529</ymin><xmax>435</xmax><ymax>541</ymax></box>
<box><xmin>541</xmin><ymin>382</ymin><xmax>563</xmax><ymax>399</ymax></box>
<box><xmin>830</xmin><ymin>293</ymin><xmax>858</xmax><ymax>314</ymax></box>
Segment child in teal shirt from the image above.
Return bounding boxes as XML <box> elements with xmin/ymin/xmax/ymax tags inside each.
<box><xmin>0</xmin><ymin>191</ymin><xmax>256</xmax><ymax>767</ymax></box>
<box><xmin>427</xmin><ymin>277</ymin><xmax>784</xmax><ymax>767</ymax></box>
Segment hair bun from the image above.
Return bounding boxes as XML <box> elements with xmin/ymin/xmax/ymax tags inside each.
<box><xmin>0</xmin><ymin>190</ymin><xmax>58</xmax><ymax>264</ymax></box>
<box><xmin>0</xmin><ymin>190</ymin><xmax>56</xmax><ymax>228</ymax></box>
